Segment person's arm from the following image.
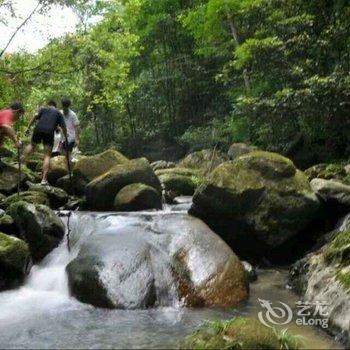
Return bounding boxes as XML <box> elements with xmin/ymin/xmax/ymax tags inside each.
<box><xmin>58</xmin><ymin>112</ymin><xmax>68</xmax><ymax>139</ymax></box>
<box><xmin>0</xmin><ymin>125</ymin><xmax>21</xmax><ymax>147</ymax></box>
<box><xmin>73</xmin><ymin>112</ymin><xmax>80</xmax><ymax>145</ymax></box>
<box><xmin>25</xmin><ymin>112</ymin><xmax>40</xmax><ymax>134</ymax></box>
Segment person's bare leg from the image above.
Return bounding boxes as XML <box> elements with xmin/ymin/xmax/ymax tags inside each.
<box><xmin>41</xmin><ymin>144</ymin><xmax>52</xmax><ymax>184</ymax></box>
<box><xmin>23</xmin><ymin>143</ymin><xmax>36</xmax><ymax>164</ymax></box>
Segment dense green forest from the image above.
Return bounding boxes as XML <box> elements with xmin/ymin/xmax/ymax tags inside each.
<box><xmin>0</xmin><ymin>0</ymin><xmax>349</xmax><ymax>166</ymax></box>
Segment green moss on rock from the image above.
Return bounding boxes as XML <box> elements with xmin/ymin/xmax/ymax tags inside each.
<box><xmin>114</xmin><ymin>183</ymin><xmax>162</xmax><ymax>211</ymax></box>
<box><xmin>191</xmin><ymin>151</ymin><xmax>319</xmax><ymax>256</ymax></box>
<box><xmin>181</xmin><ymin>317</ymin><xmax>303</xmax><ymax>350</ymax></box>
<box><xmin>2</xmin><ymin>191</ymin><xmax>49</xmax><ymax>208</ymax></box>
<box><xmin>73</xmin><ymin>149</ymin><xmax>129</xmax><ymax>182</ymax></box>
<box><xmin>86</xmin><ymin>158</ymin><xmax>161</xmax><ymax>211</ymax></box>
<box><xmin>324</xmin><ymin>230</ymin><xmax>350</xmax><ymax>265</ymax></box>
<box><xmin>0</xmin><ymin>232</ymin><xmax>30</xmax><ymax>275</ymax></box>
<box><xmin>336</xmin><ymin>268</ymin><xmax>350</xmax><ymax>290</ymax></box>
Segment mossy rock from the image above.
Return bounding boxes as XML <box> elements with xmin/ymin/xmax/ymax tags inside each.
<box><xmin>323</xmin><ymin>230</ymin><xmax>350</xmax><ymax>266</ymax></box>
<box><xmin>181</xmin><ymin>317</ymin><xmax>302</xmax><ymax>349</ymax></box>
<box><xmin>0</xmin><ymin>232</ymin><xmax>29</xmax><ymax>274</ymax></box>
<box><xmin>2</xmin><ymin>191</ymin><xmax>50</xmax><ymax>208</ymax></box>
<box><xmin>0</xmin><ymin>232</ymin><xmax>30</xmax><ymax>290</ymax></box>
<box><xmin>191</xmin><ymin>151</ymin><xmax>320</xmax><ymax>259</ymax></box>
<box><xmin>73</xmin><ymin>149</ymin><xmax>129</xmax><ymax>182</ymax></box>
<box><xmin>26</xmin><ymin>182</ymin><xmax>69</xmax><ymax>209</ymax></box>
<box><xmin>179</xmin><ymin>149</ymin><xmax>228</xmax><ymax>174</ymax></box>
<box><xmin>114</xmin><ymin>183</ymin><xmax>162</xmax><ymax>211</ymax></box>
<box><xmin>86</xmin><ymin>158</ymin><xmax>161</xmax><ymax>211</ymax></box>
<box><xmin>156</xmin><ymin>167</ymin><xmax>203</xmax><ymax>196</ymax></box>
<box><xmin>56</xmin><ymin>174</ymin><xmax>87</xmax><ymax>196</ymax></box>
<box><xmin>8</xmin><ymin>201</ymin><xmax>65</xmax><ymax>262</ymax></box>
<box><xmin>47</xmin><ymin>156</ymin><xmax>69</xmax><ymax>186</ymax></box>
<box><xmin>305</xmin><ymin>163</ymin><xmax>347</xmax><ymax>182</ymax></box>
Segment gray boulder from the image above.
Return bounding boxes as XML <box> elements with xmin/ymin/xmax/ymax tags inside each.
<box><xmin>310</xmin><ymin>178</ymin><xmax>350</xmax><ymax>208</ymax></box>
<box><xmin>66</xmin><ymin>213</ymin><xmax>248</xmax><ymax>309</ymax></box>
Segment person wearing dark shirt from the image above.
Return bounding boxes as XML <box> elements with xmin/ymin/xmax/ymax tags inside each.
<box><xmin>24</xmin><ymin>100</ymin><xmax>67</xmax><ymax>185</ymax></box>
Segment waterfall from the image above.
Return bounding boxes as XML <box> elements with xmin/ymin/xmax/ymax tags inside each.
<box><xmin>0</xmin><ymin>213</ymin><xmax>97</xmax><ymax>323</ymax></box>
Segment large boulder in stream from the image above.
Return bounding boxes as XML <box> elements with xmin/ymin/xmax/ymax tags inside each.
<box><xmin>190</xmin><ymin>151</ymin><xmax>320</xmax><ymax>260</ymax></box>
<box><xmin>86</xmin><ymin>158</ymin><xmax>161</xmax><ymax>211</ymax></box>
<box><xmin>290</xmin><ymin>215</ymin><xmax>350</xmax><ymax>347</ymax></box>
<box><xmin>0</xmin><ymin>232</ymin><xmax>30</xmax><ymax>291</ymax></box>
<box><xmin>114</xmin><ymin>183</ymin><xmax>162</xmax><ymax>211</ymax></box>
<box><xmin>8</xmin><ymin>202</ymin><xmax>65</xmax><ymax>262</ymax></box>
<box><xmin>66</xmin><ymin>213</ymin><xmax>248</xmax><ymax>309</ymax></box>
<box><xmin>73</xmin><ymin>149</ymin><xmax>129</xmax><ymax>183</ymax></box>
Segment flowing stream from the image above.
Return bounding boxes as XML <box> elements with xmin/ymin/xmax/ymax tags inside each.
<box><xmin>0</xmin><ymin>198</ymin><xmax>343</xmax><ymax>349</ymax></box>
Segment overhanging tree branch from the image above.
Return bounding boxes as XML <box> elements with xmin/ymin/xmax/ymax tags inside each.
<box><xmin>0</xmin><ymin>1</ymin><xmax>41</xmax><ymax>58</ymax></box>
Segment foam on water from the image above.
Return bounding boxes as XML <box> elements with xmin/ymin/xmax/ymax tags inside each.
<box><xmin>0</xmin><ymin>206</ymin><xmax>343</xmax><ymax>349</ymax></box>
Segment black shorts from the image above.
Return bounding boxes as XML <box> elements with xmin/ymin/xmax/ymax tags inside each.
<box><xmin>32</xmin><ymin>130</ymin><xmax>54</xmax><ymax>147</ymax></box>
<box><xmin>62</xmin><ymin>141</ymin><xmax>75</xmax><ymax>152</ymax></box>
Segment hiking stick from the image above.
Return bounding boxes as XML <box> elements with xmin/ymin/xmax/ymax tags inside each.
<box><xmin>17</xmin><ymin>146</ymin><xmax>21</xmax><ymax>197</ymax></box>
<box><xmin>64</xmin><ymin>134</ymin><xmax>74</xmax><ymax>194</ymax></box>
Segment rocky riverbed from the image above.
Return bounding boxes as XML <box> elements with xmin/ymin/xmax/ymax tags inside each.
<box><xmin>0</xmin><ymin>144</ymin><xmax>349</xmax><ymax>348</ymax></box>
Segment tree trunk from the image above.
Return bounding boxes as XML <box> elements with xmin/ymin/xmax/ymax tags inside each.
<box><xmin>227</xmin><ymin>16</ymin><xmax>250</xmax><ymax>91</ymax></box>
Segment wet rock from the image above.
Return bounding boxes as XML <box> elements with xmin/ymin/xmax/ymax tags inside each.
<box><xmin>86</xmin><ymin>158</ymin><xmax>161</xmax><ymax>211</ymax></box>
<box><xmin>310</xmin><ymin>178</ymin><xmax>350</xmax><ymax>208</ymax></box>
<box><xmin>66</xmin><ymin>213</ymin><xmax>248</xmax><ymax>309</ymax></box>
<box><xmin>114</xmin><ymin>183</ymin><xmax>162</xmax><ymax>211</ymax></box>
<box><xmin>0</xmin><ymin>163</ymin><xmax>27</xmax><ymax>195</ymax></box>
<box><xmin>8</xmin><ymin>202</ymin><xmax>65</xmax><ymax>262</ymax></box>
<box><xmin>0</xmin><ymin>232</ymin><xmax>30</xmax><ymax>291</ymax></box>
<box><xmin>190</xmin><ymin>151</ymin><xmax>320</xmax><ymax>260</ymax></box>
<box><xmin>180</xmin><ymin>317</ymin><xmax>300</xmax><ymax>350</ymax></box>
<box><xmin>242</xmin><ymin>261</ymin><xmax>257</xmax><ymax>282</ymax></box>
<box><xmin>26</xmin><ymin>182</ymin><xmax>69</xmax><ymax>209</ymax></box>
<box><xmin>179</xmin><ymin>149</ymin><xmax>228</xmax><ymax>174</ymax></box>
<box><xmin>228</xmin><ymin>142</ymin><xmax>258</xmax><ymax>160</ymax></box>
<box><xmin>47</xmin><ymin>156</ymin><xmax>69</xmax><ymax>186</ymax></box>
<box><xmin>290</xmin><ymin>225</ymin><xmax>350</xmax><ymax>347</ymax></box>
<box><xmin>73</xmin><ymin>149</ymin><xmax>129</xmax><ymax>183</ymax></box>
<box><xmin>151</xmin><ymin>160</ymin><xmax>176</xmax><ymax>171</ymax></box>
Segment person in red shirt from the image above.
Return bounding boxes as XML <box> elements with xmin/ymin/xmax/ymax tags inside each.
<box><xmin>0</xmin><ymin>101</ymin><xmax>24</xmax><ymax>149</ymax></box>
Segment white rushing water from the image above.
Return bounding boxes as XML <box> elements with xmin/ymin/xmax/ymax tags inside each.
<box><xmin>0</xmin><ymin>200</ymin><xmax>343</xmax><ymax>349</ymax></box>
